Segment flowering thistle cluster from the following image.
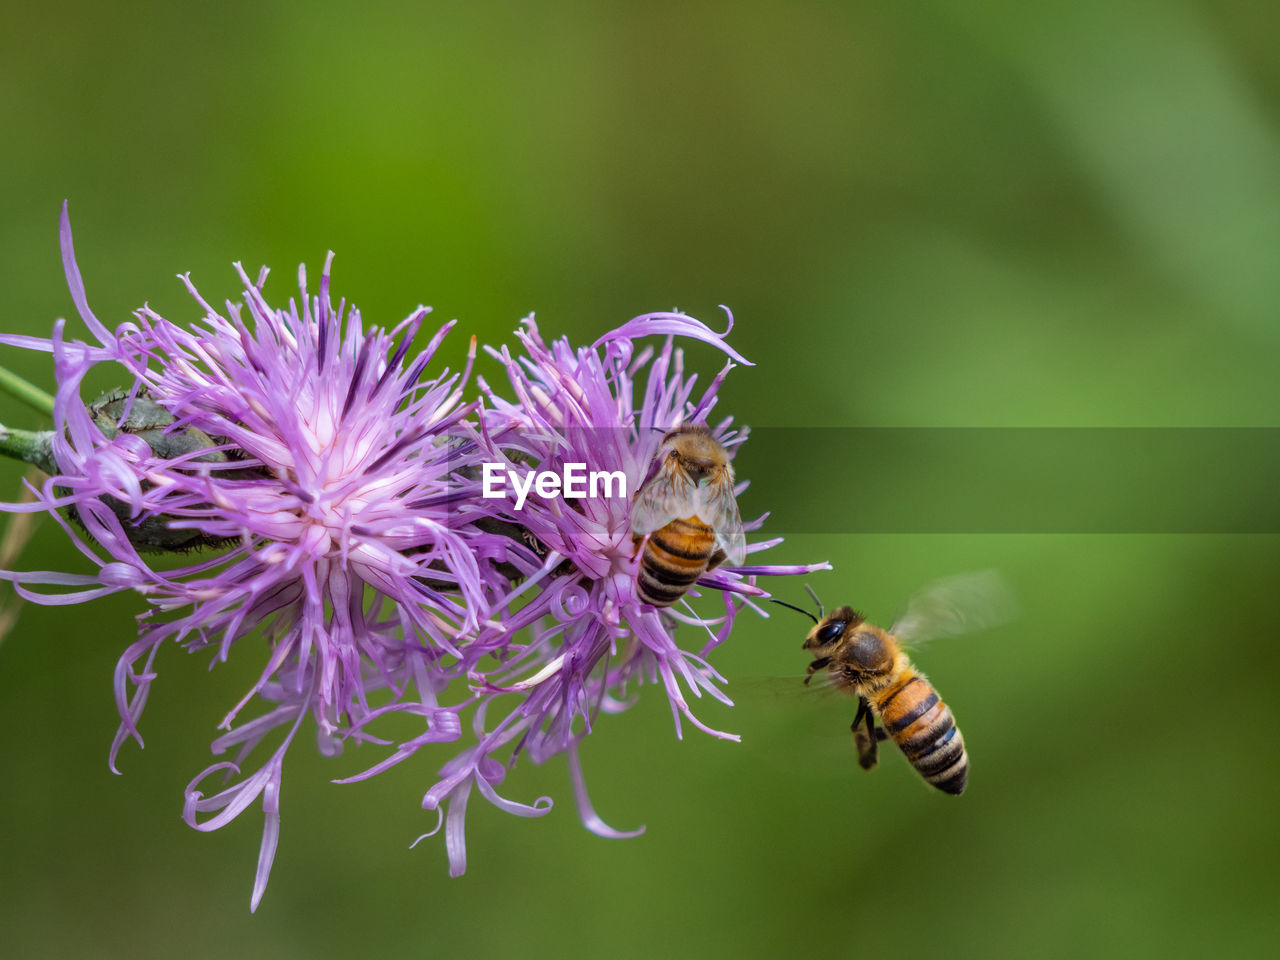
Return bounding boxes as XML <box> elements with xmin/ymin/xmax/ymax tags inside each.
<box><xmin>0</xmin><ymin>205</ymin><xmax>828</xmax><ymax>910</ymax></box>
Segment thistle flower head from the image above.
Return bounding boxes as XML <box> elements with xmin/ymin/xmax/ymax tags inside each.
<box><xmin>387</xmin><ymin>311</ymin><xmax>829</xmax><ymax>874</ymax></box>
<box><xmin>0</xmin><ymin>207</ymin><xmax>831</xmax><ymax>909</ymax></box>
<box><xmin>0</xmin><ymin>205</ymin><xmax>491</xmax><ymax>909</ymax></box>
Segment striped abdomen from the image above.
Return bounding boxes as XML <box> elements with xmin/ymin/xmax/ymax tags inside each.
<box><xmin>638</xmin><ymin>516</ymin><xmax>715</xmax><ymax>607</ymax></box>
<box><xmin>873</xmin><ymin>671</ymin><xmax>968</xmax><ymax>795</ymax></box>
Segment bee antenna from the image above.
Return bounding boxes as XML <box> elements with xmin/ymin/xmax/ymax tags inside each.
<box><xmin>768</xmin><ymin>598</ymin><xmax>819</xmax><ymax>625</ymax></box>
<box><xmin>803</xmin><ymin>583</ymin><xmax>825</xmax><ymax>619</ymax></box>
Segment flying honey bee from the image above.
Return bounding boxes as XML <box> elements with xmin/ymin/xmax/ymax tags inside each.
<box><xmin>629</xmin><ymin>423</ymin><xmax>746</xmax><ymax>608</ymax></box>
<box><xmin>773</xmin><ymin>571</ymin><xmax>1015</xmax><ymax>795</ymax></box>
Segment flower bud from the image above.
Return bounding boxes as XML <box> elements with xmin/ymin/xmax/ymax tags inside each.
<box><xmin>89</xmin><ymin>391</ymin><xmax>228</xmax><ymax>466</ymax></box>
<box><xmin>84</xmin><ymin>390</ymin><xmax>238</xmax><ymax>553</ymax></box>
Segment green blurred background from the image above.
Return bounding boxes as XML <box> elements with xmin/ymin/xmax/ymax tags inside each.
<box><xmin>2</xmin><ymin>1</ymin><xmax>1277</xmax><ymax>957</ymax></box>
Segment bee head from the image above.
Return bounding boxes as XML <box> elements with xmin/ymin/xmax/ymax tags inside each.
<box><xmin>662</xmin><ymin>424</ymin><xmax>726</xmax><ymax>483</ymax></box>
<box><xmin>803</xmin><ymin>606</ymin><xmax>865</xmax><ymax>652</ymax></box>
<box><xmin>675</xmin><ymin>452</ymin><xmax>717</xmax><ymax>483</ymax></box>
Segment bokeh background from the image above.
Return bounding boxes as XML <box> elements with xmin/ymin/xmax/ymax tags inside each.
<box><xmin>2</xmin><ymin>1</ymin><xmax>1278</xmax><ymax>957</ymax></box>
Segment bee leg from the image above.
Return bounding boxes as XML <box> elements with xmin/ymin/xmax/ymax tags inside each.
<box><xmin>705</xmin><ymin>548</ymin><xmax>728</xmax><ymax>572</ymax></box>
<box><xmin>803</xmin><ymin>657</ymin><xmax>831</xmax><ymax>685</ymax></box>
<box><xmin>852</xmin><ymin>697</ymin><xmax>879</xmax><ymax>770</ymax></box>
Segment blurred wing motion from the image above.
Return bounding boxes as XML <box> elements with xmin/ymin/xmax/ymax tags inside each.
<box><xmin>629</xmin><ymin>457</ymin><xmax>697</xmax><ymax>534</ymax></box>
<box><xmin>697</xmin><ymin>470</ymin><xmax>746</xmax><ymax>566</ymax></box>
<box><xmin>889</xmin><ymin>569</ymin><xmax>1018</xmax><ymax>645</ymax></box>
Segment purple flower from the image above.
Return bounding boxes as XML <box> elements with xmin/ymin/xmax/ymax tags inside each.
<box><xmin>380</xmin><ymin>312</ymin><xmax>830</xmax><ymax>875</ymax></box>
<box><xmin>1</xmin><ymin>206</ymin><xmax>830</xmax><ymax>908</ymax></box>
<box><xmin>0</xmin><ymin>206</ymin><xmax>493</xmax><ymax>910</ymax></box>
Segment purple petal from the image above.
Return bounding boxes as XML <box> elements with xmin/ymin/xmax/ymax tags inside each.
<box><xmin>568</xmin><ymin>743</ymin><xmax>645</xmax><ymax>839</ymax></box>
<box><xmin>59</xmin><ymin>202</ymin><xmax>114</xmax><ymax>346</ymax></box>
<box><xmin>593</xmin><ymin>308</ymin><xmax>753</xmax><ymax>366</ymax></box>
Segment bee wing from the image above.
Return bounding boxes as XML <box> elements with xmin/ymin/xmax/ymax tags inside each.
<box><xmin>697</xmin><ymin>468</ymin><xmax>746</xmax><ymax>566</ymax></box>
<box><xmin>733</xmin><ymin>675</ymin><xmax>873</xmax><ymax>781</ymax></box>
<box><xmin>889</xmin><ymin>569</ymin><xmax>1018</xmax><ymax>645</ymax></box>
<box><xmin>731</xmin><ymin>672</ymin><xmax>858</xmax><ymax>713</ymax></box>
<box><xmin>629</xmin><ymin>459</ymin><xmax>698</xmax><ymax>535</ymax></box>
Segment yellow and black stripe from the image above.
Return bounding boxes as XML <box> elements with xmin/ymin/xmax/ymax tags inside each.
<box><xmin>874</xmin><ymin>672</ymin><xmax>969</xmax><ymax>795</ymax></box>
<box><xmin>638</xmin><ymin>516</ymin><xmax>716</xmax><ymax>608</ymax></box>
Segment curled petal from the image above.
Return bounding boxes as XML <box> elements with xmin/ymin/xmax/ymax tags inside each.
<box><xmin>474</xmin><ymin>773</ymin><xmax>553</xmax><ymax>819</ymax></box>
<box><xmin>593</xmin><ymin>308</ymin><xmax>753</xmax><ymax>366</ymax></box>
<box><xmin>434</xmin><ymin>781</ymin><xmax>471</xmax><ymax>878</ymax></box>
<box><xmin>568</xmin><ymin>742</ymin><xmax>644</xmax><ymax>840</ymax></box>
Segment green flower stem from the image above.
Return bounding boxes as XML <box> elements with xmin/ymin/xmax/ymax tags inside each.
<box><xmin>0</xmin><ymin>425</ymin><xmax>57</xmax><ymax>474</ymax></box>
<box><xmin>0</xmin><ymin>365</ymin><xmax>55</xmax><ymax>418</ymax></box>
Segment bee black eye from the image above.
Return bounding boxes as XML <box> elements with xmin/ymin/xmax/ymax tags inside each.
<box><xmin>817</xmin><ymin>620</ymin><xmax>845</xmax><ymax>645</ymax></box>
